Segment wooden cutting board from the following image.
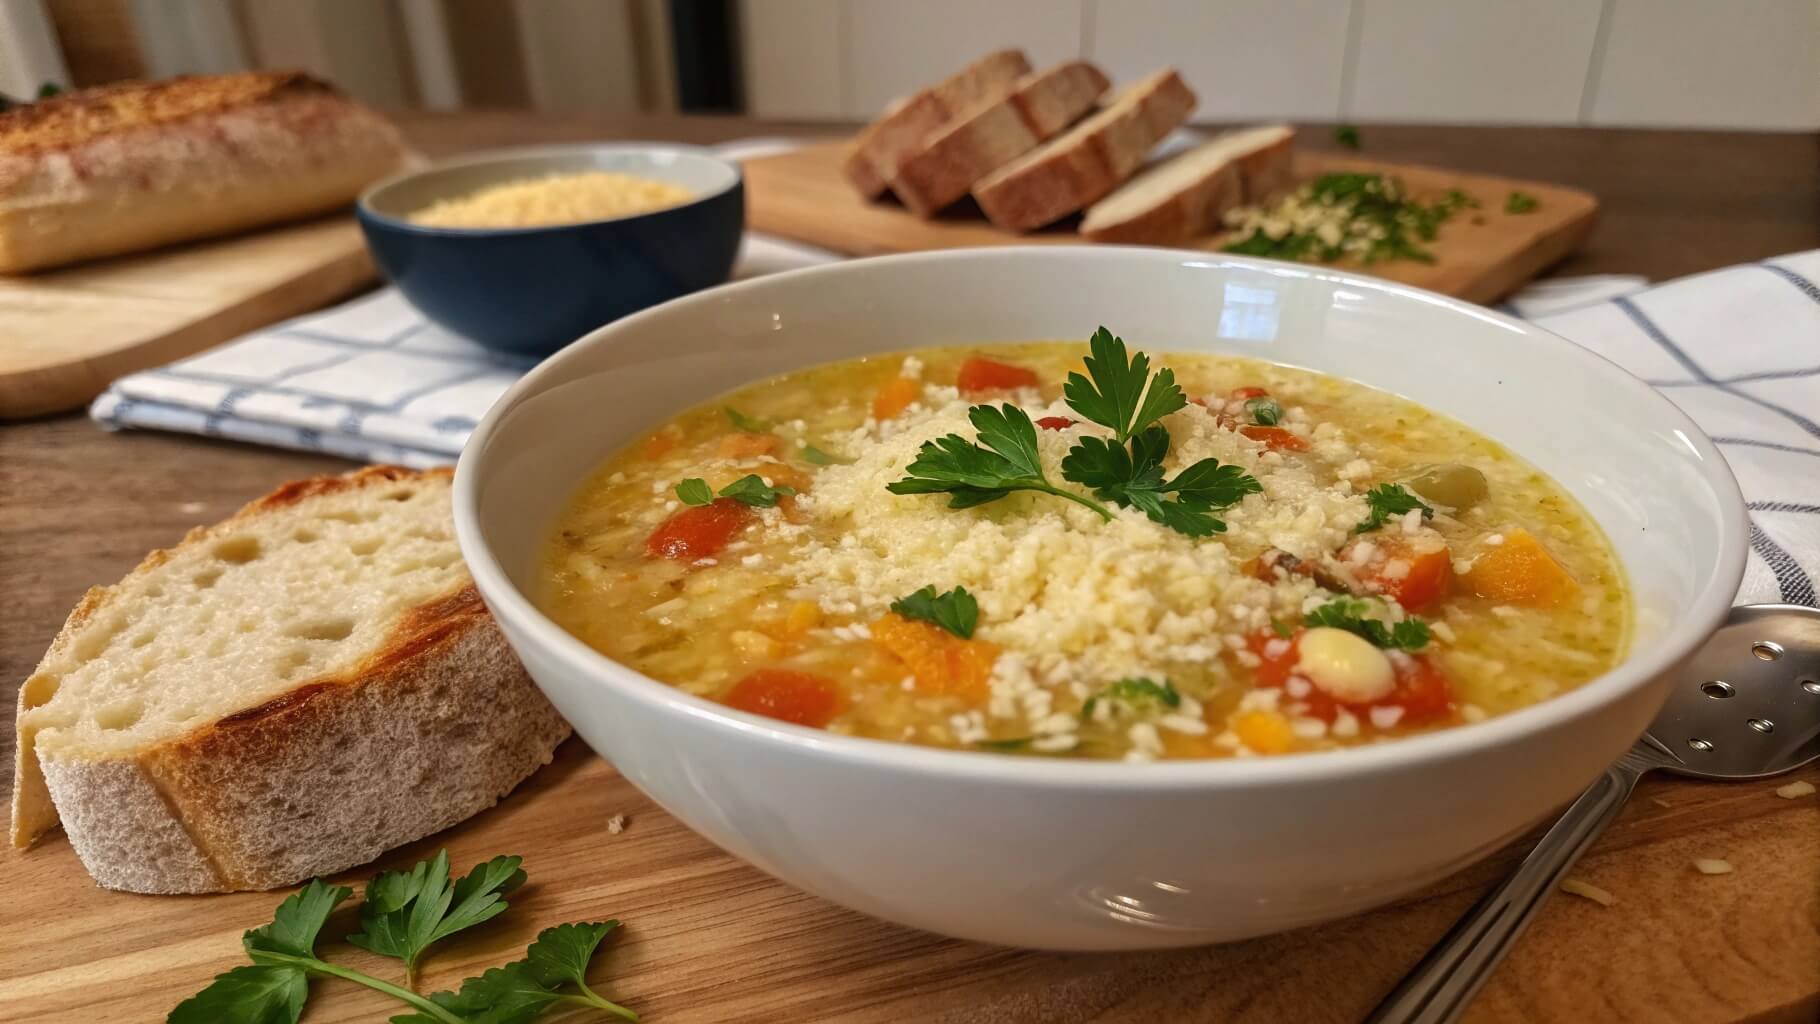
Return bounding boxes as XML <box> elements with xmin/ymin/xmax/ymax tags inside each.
<box><xmin>0</xmin><ymin>215</ymin><xmax>375</xmax><ymax>420</ymax></box>
<box><xmin>743</xmin><ymin>142</ymin><xmax>1598</xmax><ymax>305</ymax></box>
<box><xmin>2</xmin><ymin>738</ymin><xmax>1813</xmax><ymax>1023</ymax></box>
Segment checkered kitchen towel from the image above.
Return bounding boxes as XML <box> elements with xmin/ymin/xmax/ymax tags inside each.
<box><xmin>90</xmin><ymin>212</ymin><xmax>1820</xmax><ymax>607</ymax></box>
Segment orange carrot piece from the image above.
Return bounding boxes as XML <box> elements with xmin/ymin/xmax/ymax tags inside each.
<box><xmin>725</xmin><ymin>668</ymin><xmax>844</xmax><ymax>728</ymax></box>
<box><xmin>870</xmin><ymin>613</ymin><xmax>997</xmax><ymax>700</ymax></box>
<box><xmin>1464</xmin><ymin>528</ymin><xmax>1579</xmax><ymax>607</ymax></box>
<box><xmin>717</xmin><ymin>432</ymin><xmax>778</xmax><ymax>458</ymax></box>
<box><xmin>872</xmin><ymin>375</ymin><xmax>921</xmax><ymax>420</ymax></box>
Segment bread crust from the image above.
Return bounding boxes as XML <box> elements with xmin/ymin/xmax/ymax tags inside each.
<box><xmin>1080</xmin><ymin>160</ymin><xmax>1240</xmax><ymax>246</ymax></box>
<box><xmin>14</xmin><ymin>466</ymin><xmax>572</xmax><ymax>894</ymax></box>
<box><xmin>973</xmin><ymin>70</ymin><xmax>1196</xmax><ymax>232</ymax></box>
<box><xmin>0</xmin><ymin>72</ymin><xmax>409</xmax><ymax>273</ymax></box>
<box><xmin>840</xmin><ymin>49</ymin><xmax>1031</xmax><ymax>198</ymax></box>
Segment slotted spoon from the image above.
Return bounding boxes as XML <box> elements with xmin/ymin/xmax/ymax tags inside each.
<box><xmin>1368</xmin><ymin>603</ymin><xmax>1820</xmax><ymax>1024</ymax></box>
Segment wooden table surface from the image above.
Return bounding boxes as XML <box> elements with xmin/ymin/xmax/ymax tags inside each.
<box><xmin>2</xmin><ymin>114</ymin><xmax>1817</xmax><ymax>1023</ymax></box>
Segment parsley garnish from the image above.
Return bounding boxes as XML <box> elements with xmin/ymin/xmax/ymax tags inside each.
<box><xmin>1304</xmin><ymin>597</ymin><xmax>1430</xmax><ymax>651</ymax></box>
<box><xmin>1082</xmin><ymin>677</ymin><xmax>1181</xmax><ymax>718</ymax></box>
<box><xmin>723</xmin><ymin>406</ymin><xmax>771</xmax><ymax>433</ymax></box>
<box><xmin>1224</xmin><ymin>173</ymin><xmax>1475</xmax><ymax>265</ymax></box>
<box><xmin>676</xmin><ymin>474</ymin><xmax>795</xmax><ymax>508</ymax></box>
<box><xmin>1505</xmin><ymin>191</ymin><xmax>1539</xmax><ymax>214</ymax></box>
<box><xmin>1334</xmin><ymin>124</ymin><xmax>1362</xmax><ymax>150</ymax></box>
<box><xmin>1271</xmin><ymin>618</ymin><xmax>1295</xmax><ymax>639</ymax></box>
<box><xmin>1244</xmin><ymin>396</ymin><xmax>1282</xmax><ymax>426</ymax></box>
<box><xmin>1061</xmin><ymin>426</ymin><xmax>1260</xmax><ymax>536</ymax></box>
<box><xmin>169</xmin><ymin>852</ymin><xmax>637</xmax><ymax>1024</ymax></box>
<box><xmin>800</xmin><ymin>444</ymin><xmax>846</xmax><ymax>465</ymax></box>
<box><xmin>1063</xmin><ymin>327</ymin><xmax>1187</xmax><ymax>444</ymax></box>
<box><xmin>886</xmin><ymin>403</ymin><xmax>1113</xmax><ymax>519</ymax></box>
<box><xmin>1356</xmin><ymin>482</ymin><xmax>1434</xmax><ymax>533</ymax></box>
<box><xmin>890</xmin><ymin>585</ymin><xmax>979</xmax><ymax>638</ymax></box>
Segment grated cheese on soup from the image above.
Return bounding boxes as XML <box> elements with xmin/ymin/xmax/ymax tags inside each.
<box><xmin>537</xmin><ymin>341</ymin><xmax>1631</xmax><ymax>761</ymax></box>
<box><xmin>409</xmin><ymin>170</ymin><xmax>692</xmax><ymax>228</ymax></box>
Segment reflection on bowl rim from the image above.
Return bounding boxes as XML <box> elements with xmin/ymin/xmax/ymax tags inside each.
<box><xmin>357</xmin><ymin>141</ymin><xmax>744</xmax><ymax>238</ymax></box>
<box><xmin>453</xmin><ymin>246</ymin><xmax>1749</xmax><ymax>791</ymax></box>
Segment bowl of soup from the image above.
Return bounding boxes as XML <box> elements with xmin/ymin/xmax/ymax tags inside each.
<box><xmin>452</xmin><ymin>247</ymin><xmax>1746</xmax><ymax>950</ymax></box>
<box><xmin>357</xmin><ymin>143</ymin><xmax>743</xmax><ymax>356</ymax></box>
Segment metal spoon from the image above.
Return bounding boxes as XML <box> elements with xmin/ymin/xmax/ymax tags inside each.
<box><xmin>1367</xmin><ymin>603</ymin><xmax>1820</xmax><ymax>1024</ymax></box>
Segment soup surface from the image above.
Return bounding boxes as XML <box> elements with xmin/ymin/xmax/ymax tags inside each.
<box><xmin>539</xmin><ymin>335</ymin><xmax>1630</xmax><ymax>760</ymax></box>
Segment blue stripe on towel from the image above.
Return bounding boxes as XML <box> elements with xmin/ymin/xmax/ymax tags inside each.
<box><xmin>1750</xmin><ymin>522</ymin><xmax>1818</xmax><ymax>607</ymax></box>
<box><xmin>1761</xmin><ymin>262</ymin><xmax>1820</xmax><ymax>306</ymax></box>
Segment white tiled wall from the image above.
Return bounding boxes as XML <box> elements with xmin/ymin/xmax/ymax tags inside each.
<box><xmin>741</xmin><ymin>0</ymin><xmax>1820</xmax><ymax>130</ymax></box>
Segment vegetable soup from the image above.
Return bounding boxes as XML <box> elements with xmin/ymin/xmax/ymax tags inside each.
<box><xmin>538</xmin><ymin>331</ymin><xmax>1630</xmax><ymax>760</ymax></box>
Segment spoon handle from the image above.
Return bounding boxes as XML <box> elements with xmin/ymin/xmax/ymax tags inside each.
<box><xmin>1364</xmin><ymin>761</ymin><xmax>1645</xmax><ymax>1024</ymax></box>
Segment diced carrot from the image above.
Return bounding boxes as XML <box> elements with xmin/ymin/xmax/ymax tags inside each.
<box><xmin>1240</xmin><ymin>425</ymin><xmax>1311</xmax><ymax>452</ymax></box>
<box><xmin>1230</xmin><ymin>386</ymin><xmax>1271</xmax><ymax>400</ymax></box>
<box><xmin>870</xmin><ymin>612</ymin><xmax>997</xmax><ymax>700</ymax></box>
<box><xmin>1464</xmin><ymin>528</ymin><xmax>1579</xmax><ymax>607</ymax></box>
<box><xmin>1354</xmin><ymin>537</ymin><xmax>1454</xmax><ymax>612</ymax></box>
<box><xmin>725</xmin><ymin>668</ymin><xmax>843</xmax><ymax>728</ymax></box>
<box><xmin>957</xmin><ymin>356</ymin><xmax>1039</xmax><ymax>394</ymax></box>
<box><xmin>644</xmin><ymin>498</ymin><xmax>751</xmax><ymax>561</ymax></box>
<box><xmin>1232</xmin><ymin>710</ymin><xmax>1295</xmax><ymax>754</ymax></box>
<box><xmin>641</xmin><ymin>428</ymin><xmax>680</xmax><ymax>459</ymax></box>
<box><xmin>1246</xmin><ymin>629</ymin><xmax>1454</xmax><ymax>726</ymax></box>
<box><xmin>1388</xmin><ymin>655</ymin><xmax>1453</xmax><ymax>724</ymax></box>
<box><xmin>1247</xmin><ymin>629</ymin><xmax>1303</xmax><ymax>687</ymax></box>
<box><xmin>872</xmin><ymin>375</ymin><xmax>921</xmax><ymax>420</ymax></box>
<box><xmin>1036</xmin><ymin>416</ymin><xmax>1077</xmax><ymax>431</ymax></box>
<box><xmin>717</xmin><ymin>432</ymin><xmax>778</xmax><ymax>458</ymax></box>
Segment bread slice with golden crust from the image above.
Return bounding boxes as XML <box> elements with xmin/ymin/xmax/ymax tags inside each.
<box><xmin>840</xmin><ymin>49</ymin><xmax>1031</xmax><ymax>198</ymax></box>
<box><xmin>1080</xmin><ymin>125</ymin><xmax>1295</xmax><ymax>245</ymax></box>
<box><xmin>10</xmin><ymin>466</ymin><xmax>571</xmax><ymax>894</ymax></box>
<box><xmin>889</xmin><ymin>60</ymin><xmax>1110</xmax><ymax>217</ymax></box>
<box><xmin>972</xmin><ymin>69</ymin><xmax>1196</xmax><ymax>232</ymax></box>
<box><xmin>0</xmin><ymin>71</ymin><xmax>410</xmax><ymax>273</ymax></box>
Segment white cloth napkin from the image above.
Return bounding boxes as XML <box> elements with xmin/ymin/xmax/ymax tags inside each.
<box><xmin>88</xmin><ymin>146</ymin><xmax>1819</xmax><ymax>606</ymax></box>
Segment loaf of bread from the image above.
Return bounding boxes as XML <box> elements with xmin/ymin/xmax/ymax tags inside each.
<box><xmin>889</xmin><ymin>60</ymin><xmax>1109</xmax><ymax>217</ymax></box>
<box><xmin>0</xmin><ymin>71</ymin><xmax>410</xmax><ymax>274</ymax></box>
<box><xmin>972</xmin><ymin>69</ymin><xmax>1197</xmax><ymax>232</ymax></box>
<box><xmin>841</xmin><ymin>49</ymin><xmax>1031</xmax><ymax>198</ymax></box>
<box><xmin>1081</xmin><ymin>125</ymin><xmax>1296</xmax><ymax>245</ymax></box>
<box><xmin>10</xmin><ymin>466</ymin><xmax>570</xmax><ymax>894</ymax></box>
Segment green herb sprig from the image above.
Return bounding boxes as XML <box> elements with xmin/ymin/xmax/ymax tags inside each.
<box><xmin>1334</xmin><ymin>124</ymin><xmax>1362</xmax><ymax>150</ymax></box>
<box><xmin>169</xmin><ymin>851</ymin><xmax>636</xmax><ymax>1024</ymax></box>
<box><xmin>799</xmin><ymin>444</ymin><xmax>846</xmax><ymax>466</ymax></box>
<box><xmin>1081</xmin><ymin>677</ymin><xmax>1181</xmax><ymax>718</ymax></box>
<box><xmin>1225</xmin><ymin>173</ymin><xmax>1476</xmax><ymax>265</ymax></box>
<box><xmin>1505</xmin><ymin>191</ymin><xmax>1539</xmax><ymax>214</ymax></box>
<box><xmin>677</xmin><ymin>474</ymin><xmax>795</xmax><ymax>508</ymax></box>
<box><xmin>723</xmin><ymin>406</ymin><xmax>771</xmax><ymax>433</ymax></box>
<box><xmin>886</xmin><ymin>403</ymin><xmax>1114</xmax><ymax>519</ymax></box>
<box><xmin>890</xmin><ymin>585</ymin><xmax>979</xmax><ymax>638</ymax></box>
<box><xmin>1305</xmin><ymin>597</ymin><xmax>1430</xmax><ymax>651</ymax></box>
<box><xmin>1356</xmin><ymin>483</ymin><xmax>1434</xmax><ymax>534</ymax></box>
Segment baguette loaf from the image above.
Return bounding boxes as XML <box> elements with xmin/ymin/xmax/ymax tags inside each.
<box><xmin>973</xmin><ymin>69</ymin><xmax>1197</xmax><ymax>232</ymax></box>
<box><xmin>1080</xmin><ymin>125</ymin><xmax>1296</xmax><ymax>245</ymax></box>
<box><xmin>841</xmin><ymin>49</ymin><xmax>1031</xmax><ymax>198</ymax></box>
<box><xmin>0</xmin><ymin>71</ymin><xmax>410</xmax><ymax>274</ymax></box>
<box><xmin>10</xmin><ymin>466</ymin><xmax>571</xmax><ymax>894</ymax></box>
<box><xmin>889</xmin><ymin>60</ymin><xmax>1109</xmax><ymax>217</ymax></box>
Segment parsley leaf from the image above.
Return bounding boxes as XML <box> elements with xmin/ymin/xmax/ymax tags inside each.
<box><xmin>676</xmin><ymin>475</ymin><xmax>795</xmax><ymax>508</ymax></box>
<box><xmin>1271</xmin><ymin>618</ymin><xmax>1295</xmax><ymax>639</ymax></box>
<box><xmin>1334</xmin><ymin>124</ymin><xmax>1361</xmax><ymax>149</ymax></box>
<box><xmin>170</xmin><ymin>966</ymin><xmax>308</xmax><ymax>1024</ymax></box>
<box><xmin>244</xmin><ymin>877</ymin><xmax>351</xmax><ymax>960</ymax></box>
<box><xmin>800</xmin><ymin>444</ymin><xmax>846</xmax><ymax>465</ymax></box>
<box><xmin>1082</xmin><ymin>678</ymin><xmax>1181</xmax><ymax>718</ymax></box>
<box><xmin>1064</xmin><ymin>327</ymin><xmax>1187</xmax><ymax>443</ymax></box>
<box><xmin>890</xmin><ymin>585</ymin><xmax>979</xmax><ymax>638</ymax></box>
<box><xmin>1505</xmin><ymin>191</ymin><xmax>1539</xmax><ymax>214</ymax></box>
<box><xmin>1244</xmin><ymin>396</ymin><xmax>1282</xmax><ymax>426</ymax></box>
<box><xmin>1304</xmin><ymin>597</ymin><xmax>1430</xmax><ymax>651</ymax></box>
<box><xmin>1062</xmin><ymin>426</ymin><xmax>1260</xmax><ymax>537</ymax></box>
<box><xmin>723</xmin><ymin>406</ymin><xmax>770</xmax><ymax>433</ymax></box>
<box><xmin>348</xmin><ymin>850</ymin><xmax>526</xmax><ymax>981</ymax></box>
<box><xmin>414</xmin><ymin>922</ymin><xmax>636</xmax><ymax>1024</ymax></box>
<box><xmin>888</xmin><ymin>404</ymin><xmax>1113</xmax><ymax>519</ymax></box>
<box><xmin>1356</xmin><ymin>482</ymin><xmax>1434</xmax><ymax>533</ymax></box>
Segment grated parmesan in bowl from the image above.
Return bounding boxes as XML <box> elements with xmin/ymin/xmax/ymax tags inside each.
<box><xmin>409</xmin><ymin>170</ymin><xmax>693</xmax><ymax>229</ymax></box>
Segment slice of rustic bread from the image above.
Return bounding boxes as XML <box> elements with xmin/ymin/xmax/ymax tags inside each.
<box><xmin>972</xmin><ymin>69</ymin><xmax>1197</xmax><ymax>232</ymax></box>
<box><xmin>841</xmin><ymin>49</ymin><xmax>1032</xmax><ymax>198</ymax></box>
<box><xmin>1080</xmin><ymin>125</ymin><xmax>1296</xmax><ymax>244</ymax></box>
<box><xmin>889</xmin><ymin>60</ymin><xmax>1110</xmax><ymax>217</ymax></box>
<box><xmin>10</xmin><ymin>466</ymin><xmax>570</xmax><ymax>894</ymax></box>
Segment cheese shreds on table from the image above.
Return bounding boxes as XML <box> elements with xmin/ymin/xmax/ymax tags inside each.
<box><xmin>1775</xmin><ymin>780</ymin><xmax>1815</xmax><ymax>799</ymax></box>
<box><xmin>1559</xmin><ymin>878</ymin><xmax>1616</xmax><ymax>906</ymax></box>
<box><xmin>409</xmin><ymin>170</ymin><xmax>692</xmax><ymax>228</ymax></box>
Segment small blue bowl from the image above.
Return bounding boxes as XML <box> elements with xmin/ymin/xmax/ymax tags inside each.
<box><xmin>357</xmin><ymin>144</ymin><xmax>744</xmax><ymax>357</ymax></box>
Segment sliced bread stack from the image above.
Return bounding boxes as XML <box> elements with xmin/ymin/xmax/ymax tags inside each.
<box><xmin>889</xmin><ymin>60</ymin><xmax>1110</xmax><ymax>216</ymax></box>
<box><xmin>973</xmin><ymin>69</ymin><xmax>1198</xmax><ymax>231</ymax></box>
<box><xmin>841</xmin><ymin>49</ymin><xmax>1032</xmax><ymax>197</ymax></box>
<box><xmin>10</xmin><ymin>466</ymin><xmax>571</xmax><ymax>894</ymax></box>
<box><xmin>1081</xmin><ymin>124</ymin><xmax>1296</xmax><ymax>245</ymax></box>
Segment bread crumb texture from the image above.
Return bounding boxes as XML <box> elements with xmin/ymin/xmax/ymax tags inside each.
<box><xmin>0</xmin><ymin>72</ymin><xmax>335</xmax><ymax>154</ymax></box>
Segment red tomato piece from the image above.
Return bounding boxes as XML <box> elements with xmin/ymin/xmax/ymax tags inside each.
<box><xmin>725</xmin><ymin>668</ymin><xmax>844</xmax><ymax>728</ymax></box>
<box><xmin>1230</xmin><ymin>386</ymin><xmax>1271</xmax><ymax>400</ymax></box>
<box><xmin>957</xmin><ymin>357</ymin><xmax>1039</xmax><ymax>394</ymax></box>
<box><xmin>1244</xmin><ymin>630</ymin><xmax>1455</xmax><ymax>726</ymax></box>
<box><xmin>1375</xmin><ymin>544</ymin><xmax>1454</xmax><ymax>611</ymax></box>
<box><xmin>1247</xmin><ymin>629</ymin><xmax>1303</xmax><ymax>687</ymax></box>
<box><xmin>644</xmin><ymin>498</ymin><xmax>752</xmax><ymax>561</ymax></box>
<box><xmin>1036</xmin><ymin>416</ymin><xmax>1077</xmax><ymax>431</ymax></box>
<box><xmin>1240</xmin><ymin>425</ymin><xmax>1311</xmax><ymax>452</ymax></box>
<box><xmin>1387</xmin><ymin>655</ymin><xmax>1454</xmax><ymax>724</ymax></box>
